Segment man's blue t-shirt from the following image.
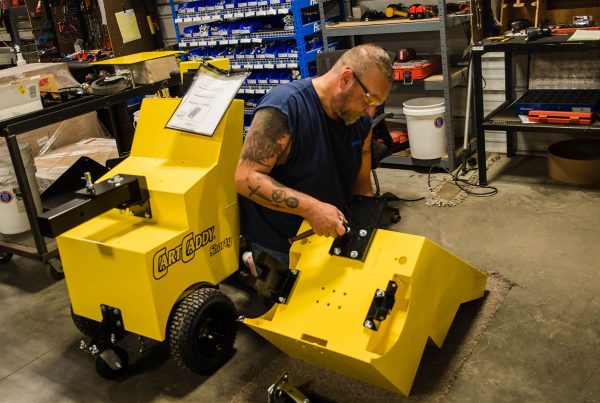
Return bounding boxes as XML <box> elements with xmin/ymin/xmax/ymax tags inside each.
<box><xmin>239</xmin><ymin>78</ymin><xmax>372</xmax><ymax>252</ymax></box>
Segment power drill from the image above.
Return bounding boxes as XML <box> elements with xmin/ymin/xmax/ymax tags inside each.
<box><xmin>525</xmin><ymin>26</ymin><xmax>551</xmax><ymax>42</ymax></box>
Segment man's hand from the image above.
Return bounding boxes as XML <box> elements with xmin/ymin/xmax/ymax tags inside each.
<box><xmin>304</xmin><ymin>200</ymin><xmax>347</xmax><ymax>238</ymax></box>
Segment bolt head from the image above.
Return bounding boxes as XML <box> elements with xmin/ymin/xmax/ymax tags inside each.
<box><xmin>290</xmin><ymin>269</ymin><xmax>298</xmax><ymax>276</ymax></box>
<box><xmin>359</xmin><ymin>229</ymin><xmax>367</xmax><ymax>237</ymax></box>
<box><xmin>333</xmin><ymin>247</ymin><xmax>341</xmax><ymax>255</ymax></box>
<box><xmin>144</xmin><ymin>213</ymin><xmax>150</xmax><ymax>219</ymax></box>
<box><xmin>278</xmin><ymin>297</ymin><xmax>286</xmax><ymax>303</ymax></box>
<box><xmin>350</xmin><ymin>250</ymin><xmax>359</xmax><ymax>258</ymax></box>
<box><xmin>364</xmin><ymin>320</ymin><xmax>373</xmax><ymax>329</ymax></box>
<box><xmin>376</xmin><ymin>289</ymin><xmax>385</xmax><ymax>297</ymax></box>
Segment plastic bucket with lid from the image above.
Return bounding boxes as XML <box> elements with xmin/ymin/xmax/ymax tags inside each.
<box><xmin>403</xmin><ymin>97</ymin><xmax>446</xmax><ymax>159</ymax></box>
<box><xmin>0</xmin><ymin>142</ymin><xmax>42</xmax><ymax>235</ymax></box>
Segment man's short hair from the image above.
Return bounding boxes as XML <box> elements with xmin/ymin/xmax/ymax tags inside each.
<box><xmin>336</xmin><ymin>45</ymin><xmax>394</xmax><ymax>83</ymax></box>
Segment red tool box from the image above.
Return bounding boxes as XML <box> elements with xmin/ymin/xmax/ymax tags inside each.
<box><xmin>528</xmin><ymin>110</ymin><xmax>595</xmax><ymax>125</ymax></box>
<box><xmin>393</xmin><ymin>56</ymin><xmax>441</xmax><ymax>83</ymax></box>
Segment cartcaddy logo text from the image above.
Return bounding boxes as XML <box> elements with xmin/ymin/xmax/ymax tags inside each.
<box><xmin>153</xmin><ymin>226</ymin><xmax>215</xmax><ymax>280</ymax></box>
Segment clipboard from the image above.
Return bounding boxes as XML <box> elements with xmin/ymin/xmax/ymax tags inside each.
<box><xmin>166</xmin><ymin>63</ymin><xmax>249</xmax><ymax>137</ymax></box>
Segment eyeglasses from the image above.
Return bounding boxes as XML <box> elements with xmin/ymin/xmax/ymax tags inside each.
<box><xmin>352</xmin><ymin>70</ymin><xmax>384</xmax><ymax>107</ymax></box>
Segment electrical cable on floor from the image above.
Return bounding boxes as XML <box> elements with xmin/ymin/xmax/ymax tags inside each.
<box><xmin>427</xmin><ymin>164</ymin><xmax>498</xmax><ymax>197</ymax></box>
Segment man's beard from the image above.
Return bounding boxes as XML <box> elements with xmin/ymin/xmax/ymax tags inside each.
<box><xmin>336</xmin><ymin>91</ymin><xmax>364</xmax><ymax>125</ymax></box>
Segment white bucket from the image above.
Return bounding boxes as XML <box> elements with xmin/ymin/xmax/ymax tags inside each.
<box><xmin>403</xmin><ymin>97</ymin><xmax>446</xmax><ymax>159</ymax></box>
<box><xmin>0</xmin><ymin>143</ymin><xmax>42</xmax><ymax>235</ymax></box>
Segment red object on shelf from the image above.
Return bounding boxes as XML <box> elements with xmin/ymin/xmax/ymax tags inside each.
<box><xmin>393</xmin><ymin>56</ymin><xmax>442</xmax><ymax>83</ymax></box>
<box><xmin>528</xmin><ymin>110</ymin><xmax>595</xmax><ymax>125</ymax></box>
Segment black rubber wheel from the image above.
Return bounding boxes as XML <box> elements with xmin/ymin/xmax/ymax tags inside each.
<box><xmin>91</xmin><ymin>75</ymin><xmax>130</xmax><ymax>96</ymax></box>
<box><xmin>167</xmin><ymin>287</ymin><xmax>237</xmax><ymax>375</ymax></box>
<box><xmin>46</xmin><ymin>258</ymin><xmax>64</xmax><ymax>280</ymax></box>
<box><xmin>70</xmin><ymin>306</ymin><xmax>100</xmax><ymax>337</ymax></box>
<box><xmin>0</xmin><ymin>252</ymin><xmax>13</xmax><ymax>264</ymax></box>
<box><xmin>391</xmin><ymin>213</ymin><xmax>401</xmax><ymax>224</ymax></box>
<box><xmin>95</xmin><ymin>346</ymin><xmax>129</xmax><ymax>380</ymax></box>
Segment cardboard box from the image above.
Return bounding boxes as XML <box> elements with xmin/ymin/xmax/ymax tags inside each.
<box><xmin>0</xmin><ymin>78</ymin><xmax>43</xmax><ymax>122</ymax></box>
<box><xmin>4</xmin><ymin>112</ymin><xmax>108</xmax><ymax>157</ymax></box>
<box><xmin>115</xmin><ymin>55</ymin><xmax>178</xmax><ymax>85</ymax></box>
<box><xmin>35</xmin><ymin>138</ymin><xmax>118</xmax><ymax>191</ymax></box>
<box><xmin>0</xmin><ymin>62</ymin><xmax>80</xmax><ymax>90</ymax></box>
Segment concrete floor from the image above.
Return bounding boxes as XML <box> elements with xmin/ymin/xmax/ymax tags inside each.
<box><xmin>1</xmin><ymin>155</ymin><xmax>599</xmax><ymax>402</ymax></box>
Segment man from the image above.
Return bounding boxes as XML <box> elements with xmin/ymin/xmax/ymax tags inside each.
<box><xmin>235</xmin><ymin>44</ymin><xmax>393</xmax><ymax>272</ymax></box>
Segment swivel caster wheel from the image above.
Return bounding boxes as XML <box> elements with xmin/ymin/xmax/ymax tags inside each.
<box><xmin>95</xmin><ymin>346</ymin><xmax>129</xmax><ymax>380</ymax></box>
<box><xmin>46</xmin><ymin>257</ymin><xmax>64</xmax><ymax>280</ymax></box>
<box><xmin>0</xmin><ymin>252</ymin><xmax>13</xmax><ymax>264</ymax></box>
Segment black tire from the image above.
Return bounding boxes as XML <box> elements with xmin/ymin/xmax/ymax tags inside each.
<box><xmin>70</xmin><ymin>306</ymin><xmax>100</xmax><ymax>337</ymax></box>
<box><xmin>91</xmin><ymin>76</ymin><xmax>130</xmax><ymax>96</ymax></box>
<box><xmin>167</xmin><ymin>288</ymin><xmax>237</xmax><ymax>375</ymax></box>
<box><xmin>46</xmin><ymin>257</ymin><xmax>64</xmax><ymax>280</ymax></box>
<box><xmin>95</xmin><ymin>346</ymin><xmax>128</xmax><ymax>380</ymax></box>
<box><xmin>0</xmin><ymin>252</ymin><xmax>13</xmax><ymax>264</ymax></box>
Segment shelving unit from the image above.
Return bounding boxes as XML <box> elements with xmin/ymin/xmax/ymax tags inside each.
<box><xmin>471</xmin><ymin>35</ymin><xmax>600</xmax><ymax>185</ymax></box>
<box><xmin>318</xmin><ymin>0</ymin><xmax>471</xmax><ymax>170</ymax></box>
<box><xmin>169</xmin><ymin>0</ymin><xmax>340</xmax><ymax>130</ymax></box>
<box><xmin>0</xmin><ymin>2</ymin><xmax>40</xmax><ymax>65</ymax></box>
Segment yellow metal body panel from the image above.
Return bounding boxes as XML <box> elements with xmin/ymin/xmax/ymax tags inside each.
<box><xmin>92</xmin><ymin>51</ymin><xmax>183</xmax><ymax>65</ymax></box>
<box><xmin>179</xmin><ymin>59</ymin><xmax>230</xmax><ymax>82</ymax></box>
<box><xmin>57</xmin><ymin>97</ymin><xmax>243</xmax><ymax>342</ymax></box>
<box><xmin>244</xmin><ymin>223</ymin><xmax>487</xmax><ymax>396</ymax></box>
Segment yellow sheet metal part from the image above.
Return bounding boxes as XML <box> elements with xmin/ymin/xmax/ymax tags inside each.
<box><xmin>57</xmin><ymin>96</ymin><xmax>243</xmax><ymax>342</ymax></box>
<box><xmin>244</xmin><ymin>223</ymin><xmax>487</xmax><ymax>396</ymax></box>
<box><xmin>92</xmin><ymin>51</ymin><xmax>184</xmax><ymax>65</ymax></box>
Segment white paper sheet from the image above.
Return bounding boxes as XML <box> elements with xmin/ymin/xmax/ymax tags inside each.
<box><xmin>166</xmin><ymin>67</ymin><xmax>249</xmax><ymax>136</ymax></box>
<box><xmin>568</xmin><ymin>29</ymin><xmax>600</xmax><ymax>42</ymax></box>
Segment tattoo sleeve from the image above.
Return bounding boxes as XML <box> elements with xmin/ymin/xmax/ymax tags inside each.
<box><xmin>240</xmin><ymin>108</ymin><xmax>290</xmax><ymax>167</ymax></box>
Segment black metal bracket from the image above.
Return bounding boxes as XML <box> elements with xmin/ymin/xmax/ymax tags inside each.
<box><xmin>329</xmin><ymin>195</ymin><xmax>387</xmax><ymax>261</ymax></box>
<box><xmin>79</xmin><ymin>304</ymin><xmax>126</xmax><ymax>357</ymax></box>
<box><xmin>363</xmin><ymin>280</ymin><xmax>398</xmax><ymax>331</ymax></box>
<box><xmin>38</xmin><ymin>173</ymin><xmax>151</xmax><ymax>237</ymax></box>
<box><xmin>267</xmin><ymin>372</ymin><xmax>310</xmax><ymax>403</ymax></box>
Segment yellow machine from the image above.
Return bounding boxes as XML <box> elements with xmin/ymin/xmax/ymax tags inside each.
<box><xmin>244</xmin><ymin>214</ymin><xmax>487</xmax><ymax>396</ymax></box>
<box><xmin>39</xmin><ymin>59</ymin><xmax>487</xmax><ymax>392</ymax></box>
<box><xmin>39</xmin><ymin>59</ymin><xmax>243</xmax><ymax>378</ymax></box>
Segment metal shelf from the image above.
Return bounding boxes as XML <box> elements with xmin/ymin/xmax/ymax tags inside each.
<box><xmin>392</xmin><ymin>66</ymin><xmax>467</xmax><ymax>91</ymax></box>
<box><xmin>324</xmin><ymin>14</ymin><xmax>469</xmax><ymax>37</ymax></box>
<box><xmin>483</xmin><ymin>100</ymin><xmax>600</xmax><ymax>134</ymax></box>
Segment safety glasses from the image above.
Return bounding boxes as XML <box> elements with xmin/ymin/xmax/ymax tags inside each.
<box><xmin>352</xmin><ymin>70</ymin><xmax>384</xmax><ymax>107</ymax></box>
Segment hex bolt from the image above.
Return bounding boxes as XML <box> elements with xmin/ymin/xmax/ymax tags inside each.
<box><xmin>333</xmin><ymin>247</ymin><xmax>341</xmax><ymax>255</ymax></box>
<box><xmin>113</xmin><ymin>308</ymin><xmax>119</xmax><ymax>315</ymax></box>
<box><xmin>101</xmin><ymin>305</ymin><xmax>106</xmax><ymax>312</ymax></box>
<box><xmin>278</xmin><ymin>296</ymin><xmax>286</xmax><ymax>303</ymax></box>
<box><xmin>376</xmin><ymin>289</ymin><xmax>385</xmax><ymax>297</ymax></box>
<box><xmin>116</xmin><ymin>320</ymin><xmax>122</xmax><ymax>327</ymax></box>
<box><xmin>90</xmin><ymin>345</ymin><xmax>99</xmax><ymax>355</ymax></box>
<box><xmin>290</xmin><ymin>269</ymin><xmax>298</xmax><ymax>276</ymax></box>
<box><xmin>144</xmin><ymin>213</ymin><xmax>151</xmax><ymax>219</ymax></box>
<box><xmin>359</xmin><ymin>229</ymin><xmax>368</xmax><ymax>237</ymax></box>
<box><xmin>364</xmin><ymin>320</ymin><xmax>373</xmax><ymax>329</ymax></box>
<box><xmin>236</xmin><ymin>315</ymin><xmax>245</xmax><ymax>323</ymax></box>
<box><xmin>350</xmin><ymin>250</ymin><xmax>359</xmax><ymax>259</ymax></box>
<box><xmin>110</xmin><ymin>333</ymin><xmax>116</xmax><ymax>344</ymax></box>
<box><xmin>79</xmin><ymin>340</ymin><xmax>86</xmax><ymax>350</ymax></box>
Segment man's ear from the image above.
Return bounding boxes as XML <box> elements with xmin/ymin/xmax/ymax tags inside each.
<box><xmin>338</xmin><ymin>68</ymin><xmax>353</xmax><ymax>91</ymax></box>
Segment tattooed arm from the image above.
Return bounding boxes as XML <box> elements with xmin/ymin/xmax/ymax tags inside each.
<box><xmin>353</xmin><ymin>130</ymin><xmax>374</xmax><ymax>196</ymax></box>
<box><xmin>235</xmin><ymin>108</ymin><xmax>346</xmax><ymax>238</ymax></box>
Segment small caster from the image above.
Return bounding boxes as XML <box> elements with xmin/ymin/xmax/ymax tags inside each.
<box><xmin>46</xmin><ymin>257</ymin><xmax>64</xmax><ymax>280</ymax></box>
<box><xmin>0</xmin><ymin>252</ymin><xmax>13</xmax><ymax>264</ymax></box>
<box><xmin>95</xmin><ymin>346</ymin><xmax>129</xmax><ymax>380</ymax></box>
<box><xmin>390</xmin><ymin>213</ymin><xmax>401</xmax><ymax>224</ymax></box>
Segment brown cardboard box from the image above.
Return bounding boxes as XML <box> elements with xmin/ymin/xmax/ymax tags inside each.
<box><xmin>6</xmin><ymin>112</ymin><xmax>108</xmax><ymax>157</ymax></box>
<box><xmin>35</xmin><ymin>138</ymin><xmax>118</xmax><ymax>191</ymax></box>
<box><xmin>115</xmin><ymin>55</ymin><xmax>178</xmax><ymax>84</ymax></box>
